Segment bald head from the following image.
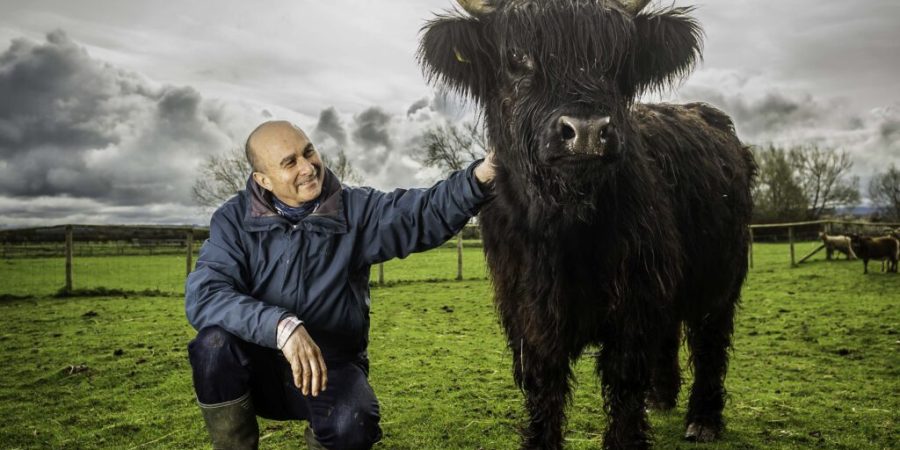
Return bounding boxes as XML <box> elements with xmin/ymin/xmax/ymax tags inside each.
<box><xmin>245</xmin><ymin>120</ymin><xmax>326</xmax><ymax>206</ymax></box>
<box><xmin>245</xmin><ymin>121</ymin><xmax>310</xmax><ymax>173</ymax></box>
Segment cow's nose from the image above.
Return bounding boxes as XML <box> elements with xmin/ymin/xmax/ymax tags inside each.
<box><xmin>557</xmin><ymin>115</ymin><xmax>612</xmax><ymax>155</ymax></box>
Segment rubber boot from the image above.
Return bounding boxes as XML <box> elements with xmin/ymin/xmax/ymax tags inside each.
<box><xmin>198</xmin><ymin>392</ymin><xmax>260</xmax><ymax>449</ymax></box>
<box><xmin>305</xmin><ymin>425</ymin><xmax>328</xmax><ymax>450</ymax></box>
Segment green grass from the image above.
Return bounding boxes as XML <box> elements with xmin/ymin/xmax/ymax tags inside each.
<box><xmin>0</xmin><ymin>243</ymin><xmax>897</xmax><ymax>449</ymax></box>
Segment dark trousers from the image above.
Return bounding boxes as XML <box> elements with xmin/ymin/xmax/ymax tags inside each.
<box><xmin>188</xmin><ymin>326</ymin><xmax>382</xmax><ymax>450</ymax></box>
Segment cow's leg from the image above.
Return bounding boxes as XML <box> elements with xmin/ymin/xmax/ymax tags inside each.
<box><xmin>598</xmin><ymin>327</ymin><xmax>653</xmax><ymax>449</ymax></box>
<box><xmin>648</xmin><ymin>319</ymin><xmax>681</xmax><ymax>411</ymax></box>
<box><xmin>684</xmin><ymin>300</ymin><xmax>736</xmax><ymax>442</ymax></box>
<box><xmin>512</xmin><ymin>338</ymin><xmax>572</xmax><ymax>450</ymax></box>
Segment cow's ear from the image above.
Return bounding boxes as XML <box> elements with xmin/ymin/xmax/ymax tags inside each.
<box><xmin>418</xmin><ymin>15</ymin><xmax>497</xmax><ymax>101</ymax></box>
<box><xmin>623</xmin><ymin>7</ymin><xmax>703</xmax><ymax>97</ymax></box>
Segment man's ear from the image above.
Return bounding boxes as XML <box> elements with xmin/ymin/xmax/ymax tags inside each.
<box><xmin>622</xmin><ymin>7</ymin><xmax>703</xmax><ymax>97</ymax></box>
<box><xmin>252</xmin><ymin>172</ymin><xmax>272</xmax><ymax>192</ymax></box>
<box><xmin>418</xmin><ymin>15</ymin><xmax>497</xmax><ymax>102</ymax></box>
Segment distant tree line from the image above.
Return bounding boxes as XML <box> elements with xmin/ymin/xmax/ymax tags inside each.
<box><xmin>752</xmin><ymin>145</ymin><xmax>899</xmax><ymax>222</ymax></box>
<box><xmin>868</xmin><ymin>164</ymin><xmax>900</xmax><ymax>221</ymax></box>
<box><xmin>752</xmin><ymin>145</ymin><xmax>858</xmax><ymax>222</ymax></box>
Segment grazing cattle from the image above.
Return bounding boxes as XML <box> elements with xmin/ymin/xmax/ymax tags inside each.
<box><xmin>419</xmin><ymin>1</ymin><xmax>755</xmax><ymax>448</ymax></box>
<box><xmin>819</xmin><ymin>232</ymin><xmax>856</xmax><ymax>260</ymax></box>
<box><xmin>853</xmin><ymin>236</ymin><xmax>899</xmax><ymax>274</ymax></box>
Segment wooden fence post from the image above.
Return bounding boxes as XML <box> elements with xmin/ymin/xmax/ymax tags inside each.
<box><xmin>456</xmin><ymin>233</ymin><xmax>463</xmax><ymax>281</ymax></box>
<box><xmin>185</xmin><ymin>229</ymin><xmax>194</xmax><ymax>277</ymax></box>
<box><xmin>788</xmin><ymin>226</ymin><xmax>796</xmax><ymax>267</ymax></box>
<box><xmin>65</xmin><ymin>225</ymin><xmax>73</xmax><ymax>293</ymax></box>
<box><xmin>748</xmin><ymin>226</ymin><xmax>754</xmax><ymax>269</ymax></box>
<box><xmin>378</xmin><ymin>263</ymin><xmax>384</xmax><ymax>285</ymax></box>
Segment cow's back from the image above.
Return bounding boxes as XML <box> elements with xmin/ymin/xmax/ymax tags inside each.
<box><xmin>633</xmin><ymin>102</ymin><xmax>755</xmax><ymax>310</ymax></box>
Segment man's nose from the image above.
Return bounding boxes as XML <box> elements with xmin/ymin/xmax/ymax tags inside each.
<box><xmin>298</xmin><ymin>159</ymin><xmax>315</xmax><ymax>176</ymax></box>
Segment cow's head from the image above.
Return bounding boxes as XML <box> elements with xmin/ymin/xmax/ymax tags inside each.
<box><xmin>419</xmin><ymin>0</ymin><xmax>702</xmax><ymax>197</ymax></box>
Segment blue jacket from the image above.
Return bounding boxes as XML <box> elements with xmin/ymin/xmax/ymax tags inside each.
<box><xmin>185</xmin><ymin>162</ymin><xmax>487</xmax><ymax>360</ymax></box>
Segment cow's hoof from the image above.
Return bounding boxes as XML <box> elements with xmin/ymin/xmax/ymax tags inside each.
<box><xmin>684</xmin><ymin>422</ymin><xmax>719</xmax><ymax>442</ymax></box>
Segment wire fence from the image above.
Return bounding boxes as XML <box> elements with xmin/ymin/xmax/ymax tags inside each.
<box><xmin>749</xmin><ymin>220</ymin><xmax>900</xmax><ymax>268</ymax></box>
<box><xmin>0</xmin><ymin>225</ymin><xmax>485</xmax><ymax>298</ymax></box>
<box><xmin>1</xmin><ymin>220</ymin><xmax>897</xmax><ymax>298</ymax></box>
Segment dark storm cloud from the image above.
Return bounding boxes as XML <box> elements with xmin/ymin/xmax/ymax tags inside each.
<box><xmin>352</xmin><ymin>107</ymin><xmax>392</xmax><ymax>150</ymax></box>
<box><xmin>313</xmin><ymin>107</ymin><xmax>348</xmax><ymax>146</ymax></box>
<box><xmin>0</xmin><ymin>31</ymin><xmax>244</xmax><ymax>210</ymax></box>
<box><xmin>679</xmin><ymin>82</ymin><xmax>837</xmax><ymax>139</ymax></box>
<box><xmin>406</xmin><ymin>98</ymin><xmax>429</xmax><ymax>116</ymax></box>
<box><xmin>405</xmin><ymin>92</ymin><xmax>468</xmax><ymax>121</ymax></box>
<box><xmin>678</xmin><ymin>76</ymin><xmax>900</xmax><ymax>190</ymax></box>
<box><xmin>879</xmin><ymin>116</ymin><xmax>900</xmax><ymax>141</ymax></box>
<box><xmin>732</xmin><ymin>93</ymin><xmax>825</xmax><ymax>137</ymax></box>
<box><xmin>157</xmin><ymin>85</ymin><xmax>201</xmax><ymax>119</ymax></box>
<box><xmin>0</xmin><ymin>30</ymin><xmax>124</xmax><ymax>156</ymax></box>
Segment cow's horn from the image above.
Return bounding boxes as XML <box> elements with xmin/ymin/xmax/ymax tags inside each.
<box><xmin>458</xmin><ymin>0</ymin><xmax>495</xmax><ymax>15</ymax></box>
<box><xmin>621</xmin><ymin>0</ymin><xmax>652</xmax><ymax>15</ymax></box>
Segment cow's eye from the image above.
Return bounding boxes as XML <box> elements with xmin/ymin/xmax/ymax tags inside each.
<box><xmin>507</xmin><ymin>48</ymin><xmax>534</xmax><ymax>74</ymax></box>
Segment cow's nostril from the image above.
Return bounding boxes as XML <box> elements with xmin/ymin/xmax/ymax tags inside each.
<box><xmin>560</xmin><ymin>122</ymin><xmax>576</xmax><ymax>141</ymax></box>
<box><xmin>599</xmin><ymin>123</ymin><xmax>611</xmax><ymax>143</ymax></box>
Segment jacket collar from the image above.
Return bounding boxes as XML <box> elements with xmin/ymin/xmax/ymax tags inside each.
<box><xmin>241</xmin><ymin>168</ymin><xmax>348</xmax><ymax>234</ymax></box>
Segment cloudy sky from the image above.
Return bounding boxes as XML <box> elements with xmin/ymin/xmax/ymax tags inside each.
<box><xmin>0</xmin><ymin>0</ymin><xmax>898</xmax><ymax>227</ymax></box>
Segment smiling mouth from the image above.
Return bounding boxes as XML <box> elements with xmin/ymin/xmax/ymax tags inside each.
<box><xmin>297</xmin><ymin>166</ymin><xmax>321</xmax><ymax>187</ymax></box>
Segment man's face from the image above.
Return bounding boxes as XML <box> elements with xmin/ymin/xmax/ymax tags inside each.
<box><xmin>250</xmin><ymin>123</ymin><xmax>326</xmax><ymax>207</ymax></box>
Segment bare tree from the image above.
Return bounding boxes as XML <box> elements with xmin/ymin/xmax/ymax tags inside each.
<box><xmin>789</xmin><ymin>145</ymin><xmax>860</xmax><ymax>219</ymax></box>
<box><xmin>192</xmin><ymin>147</ymin><xmax>251</xmax><ymax>208</ymax></box>
<box><xmin>417</xmin><ymin>121</ymin><xmax>486</xmax><ymax>280</ymax></box>
<box><xmin>419</xmin><ymin>121</ymin><xmax>486</xmax><ymax>173</ymax></box>
<box><xmin>321</xmin><ymin>148</ymin><xmax>363</xmax><ymax>185</ymax></box>
<box><xmin>752</xmin><ymin>145</ymin><xmax>807</xmax><ymax>222</ymax></box>
<box><xmin>193</xmin><ymin>146</ymin><xmax>362</xmax><ymax>209</ymax></box>
<box><xmin>869</xmin><ymin>164</ymin><xmax>900</xmax><ymax>220</ymax></box>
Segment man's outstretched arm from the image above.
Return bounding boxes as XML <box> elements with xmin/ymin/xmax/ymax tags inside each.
<box><xmin>354</xmin><ymin>153</ymin><xmax>496</xmax><ymax>266</ymax></box>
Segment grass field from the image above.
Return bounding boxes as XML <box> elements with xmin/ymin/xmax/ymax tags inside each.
<box><xmin>0</xmin><ymin>242</ymin><xmax>897</xmax><ymax>449</ymax></box>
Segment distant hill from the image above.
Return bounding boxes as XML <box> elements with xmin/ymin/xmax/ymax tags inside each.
<box><xmin>834</xmin><ymin>205</ymin><xmax>878</xmax><ymax>217</ymax></box>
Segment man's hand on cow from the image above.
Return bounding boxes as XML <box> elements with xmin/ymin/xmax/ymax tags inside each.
<box><xmin>281</xmin><ymin>325</ymin><xmax>328</xmax><ymax>396</ymax></box>
<box><xmin>475</xmin><ymin>151</ymin><xmax>496</xmax><ymax>185</ymax></box>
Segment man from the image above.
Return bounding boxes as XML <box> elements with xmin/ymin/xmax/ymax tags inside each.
<box><xmin>185</xmin><ymin>120</ymin><xmax>494</xmax><ymax>449</ymax></box>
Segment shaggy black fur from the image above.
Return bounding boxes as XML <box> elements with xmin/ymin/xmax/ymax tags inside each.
<box><xmin>419</xmin><ymin>1</ymin><xmax>755</xmax><ymax>449</ymax></box>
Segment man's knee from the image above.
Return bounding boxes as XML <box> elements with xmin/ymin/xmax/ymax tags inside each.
<box><xmin>314</xmin><ymin>403</ymin><xmax>381</xmax><ymax>450</ymax></box>
<box><xmin>188</xmin><ymin>327</ymin><xmax>246</xmax><ymax>375</ymax></box>
<box><xmin>188</xmin><ymin>326</ymin><xmax>251</xmax><ymax>404</ymax></box>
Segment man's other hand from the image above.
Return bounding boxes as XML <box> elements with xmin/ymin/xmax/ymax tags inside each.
<box><xmin>281</xmin><ymin>326</ymin><xmax>328</xmax><ymax>396</ymax></box>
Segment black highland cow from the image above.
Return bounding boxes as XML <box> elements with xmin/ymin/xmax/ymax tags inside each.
<box><xmin>419</xmin><ymin>1</ymin><xmax>756</xmax><ymax>449</ymax></box>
